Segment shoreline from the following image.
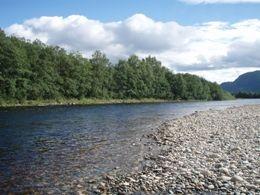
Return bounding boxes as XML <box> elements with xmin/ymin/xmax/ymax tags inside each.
<box><xmin>87</xmin><ymin>105</ymin><xmax>260</xmax><ymax>194</ymax></box>
<box><xmin>1</xmin><ymin>98</ymin><xmax>258</xmax><ymax>109</ymax></box>
<box><xmin>1</xmin><ymin>104</ymin><xmax>259</xmax><ymax>194</ymax></box>
<box><xmin>0</xmin><ymin>98</ymin><xmax>204</xmax><ymax>108</ymax></box>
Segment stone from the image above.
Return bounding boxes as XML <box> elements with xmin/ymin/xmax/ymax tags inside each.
<box><xmin>105</xmin><ymin>175</ymin><xmax>114</xmax><ymax>180</ymax></box>
<box><xmin>245</xmin><ymin>184</ymin><xmax>257</xmax><ymax>189</ymax></box>
<box><xmin>122</xmin><ymin>182</ymin><xmax>130</xmax><ymax>186</ymax></box>
<box><xmin>221</xmin><ymin>176</ymin><xmax>231</xmax><ymax>181</ymax></box>
<box><xmin>201</xmin><ymin>170</ymin><xmax>212</xmax><ymax>177</ymax></box>
<box><xmin>208</xmin><ymin>153</ymin><xmax>220</xmax><ymax>159</ymax></box>
<box><xmin>231</xmin><ymin>147</ymin><xmax>241</xmax><ymax>152</ymax></box>
<box><xmin>81</xmin><ymin>105</ymin><xmax>260</xmax><ymax>194</ymax></box>
<box><xmin>208</xmin><ymin>184</ymin><xmax>215</xmax><ymax>190</ymax></box>
<box><xmin>231</xmin><ymin>175</ymin><xmax>244</xmax><ymax>183</ymax></box>
<box><xmin>255</xmin><ymin>179</ymin><xmax>260</xmax><ymax>185</ymax></box>
<box><xmin>219</xmin><ymin>167</ymin><xmax>230</xmax><ymax>175</ymax></box>
<box><xmin>77</xmin><ymin>190</ymin><xmax>84</xmax><ymax>195</ymax></box>
<box><xmin>215</xmin><ymin>163</ymin><xmax>223</xmax><ymax>169</ymax></box>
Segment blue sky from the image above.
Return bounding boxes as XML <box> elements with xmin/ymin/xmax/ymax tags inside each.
<box><xmin>1</xmin><ymin>0</ymin><xmax>260</xmax><ymax>27</ymax></box>
<box><xmin>2</xmin><ymin>0</ymin><xmax>260</xmax><ymax>83</ymax></box>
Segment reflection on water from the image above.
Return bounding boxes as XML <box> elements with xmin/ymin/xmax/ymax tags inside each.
<box><xmin>0</xmin><ymin>99</ymin><xmax>259</xmax><ymax>193</ymax></box>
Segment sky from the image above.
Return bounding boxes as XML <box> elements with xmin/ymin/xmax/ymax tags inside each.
<box><xmin>1</xmin><ymin>0</ymin><xmax>260</xmax><ymax>83</ymax></box>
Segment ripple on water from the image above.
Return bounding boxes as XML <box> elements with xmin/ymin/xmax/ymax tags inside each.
<box><xmin>0</xmin><ymin>99</ymin><xmax>259</xmax><ymax>193</ymax></box>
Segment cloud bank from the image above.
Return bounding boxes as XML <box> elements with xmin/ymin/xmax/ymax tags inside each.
<box><xmin>180</xmin><ymin>0</ymin><xmax>260</xmax><ymax>4</ymax></box>
<box><xmin>5</xmin><ymin>14</ymin><xmax>260</xmax><ymax>83</ymax></box>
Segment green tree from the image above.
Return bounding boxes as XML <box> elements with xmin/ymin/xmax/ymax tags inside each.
<box><xmin>89</xmin><ymin>51</ymin><xmax>111</xmax><ymax>98</ymax></box>
<box><xmin>0</xmin><ymin>30</ymin><xmax>233</xmax><ymax>103</ymax></box>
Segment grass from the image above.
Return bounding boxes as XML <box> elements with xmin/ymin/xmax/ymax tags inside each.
<box><xmin>0</xmin><ymin>94</ymin><xmax>235</xmax><ymax>108</ymax></box>
<box><xmin>0</xmin><ymin>98</ymin><xmax>180</xmax><ymax>108</ymax></box>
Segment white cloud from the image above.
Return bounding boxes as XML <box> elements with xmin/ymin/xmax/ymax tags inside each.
<box><xmin>5</xmin><ymin>14</ymin><xmax>260</xmax><ymax>83</ymax></box>
<box><xmin>180</xmin><ymin>0</ymin><xmax>260</xmax><ymax>4</ymax></box>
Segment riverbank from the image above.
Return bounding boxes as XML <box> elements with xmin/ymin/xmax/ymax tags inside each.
<box><xmin>0</xmin><ymin>97</ymin><xmax>237</xmax><ymax>108</ymax></box>
<box><xmin>0</xmin><ymin>98</ymin><xmax>182</xmax><ymax>108</ymax></box>
<box><xmin>87</xmin><ymin>105</ymin><xmax>260</xmax><ymax>194</ymax></box>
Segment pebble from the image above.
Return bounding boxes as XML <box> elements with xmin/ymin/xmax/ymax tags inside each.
<box><xmin>219</xmin><ymin>167</ymin><xmax>230</xmax><ymax>175</ymax></box>
<box><xmin>246</xmin><ymin>184</ymin><xmax>257</xmax><ymax>189</ymax></box>
<box><xmin>221</xmin><ymin>175</ymin><xmax>231</xmax><ymax>181</ymax></box>
<box><xmin>231</xmin><ymin>175</ymin><xmax>244</xmax><ymax>183</ymax></box>
<box><xmin>255</xmin><ymin>179</ymin><xmax>260</xmax><ymax>185</ymax></box>
<box><xmin>201</xmin><ymin>170</ymin><xmax>212</xmax><ymax>177</ymax></box>
<box><xmin>231</xmin><ymin>147</ymin><xmax>241</xmax><ymax>152</ymax></box>
<box><xmin>85</xmin><ymin>105</ymin><xmax>260</xmax><ymax>194</ymax></box>
<box><xmin>208</xmin><ymin>153</ymin><xmax>220</xmax><ymax>159</ymax></box>
<box><xmin>122</xmin><ymin>182</ymin><xmax>130</xmax><ymax>186</ymax></box>
<box><xmin>208</xmin><ymin>184</ymin><xmax>215</xmax><ymax>190</ymax></box>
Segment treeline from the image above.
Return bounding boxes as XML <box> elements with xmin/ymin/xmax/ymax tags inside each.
<box><xmin>0</xmin><ymin>30</ymin><xmax>233</xmax><ymax>103</ymax></box>
<box><xmin>235</xmin><ymin>92</ymin><xmax>260</xmax><ymax>99</ymax></box>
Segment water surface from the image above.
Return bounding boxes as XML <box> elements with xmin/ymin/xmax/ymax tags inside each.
<box><xmin>0</xmin><ymin>99</ymin><xmax>259</xmax><ymax>193</ymax></box>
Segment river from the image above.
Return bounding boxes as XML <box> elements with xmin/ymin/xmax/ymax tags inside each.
<box><xmin>0</xmin><ymin>99</ymin><xmax>259</xmax><ymax>193</ymax></box>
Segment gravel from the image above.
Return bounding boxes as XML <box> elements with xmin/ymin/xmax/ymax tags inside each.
<box><xmin>88</xmin><ymin>105</ymin><xmax>260</xmax><ymax>194</ymax></box>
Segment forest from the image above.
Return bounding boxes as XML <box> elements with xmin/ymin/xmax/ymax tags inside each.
<box><xmin>0</xmin><ymin>30</ymin><xmax>233</xmax><ymax>105</ymax></box>
<box><xmin>235</xmin><ymin>92</ymin><xmax>260</xmax><ymax>99</ymax></box>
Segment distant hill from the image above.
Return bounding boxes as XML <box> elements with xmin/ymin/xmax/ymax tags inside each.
<box><xmin>221</xmin><ymin>71</ymin><xmax>260</xmax><ymax>93</ymax></box>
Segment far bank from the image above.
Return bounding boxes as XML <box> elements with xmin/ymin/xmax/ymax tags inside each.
<box><xmin>0</xmin><ymin>98</ymin><xmax>187</xmax><ymax>108</ymax></box>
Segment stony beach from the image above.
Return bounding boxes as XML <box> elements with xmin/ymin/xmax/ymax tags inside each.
<box><xmin>87</xmin><ymin>105</ymin><xmax>260</xmax><ymax>194</ymax></box>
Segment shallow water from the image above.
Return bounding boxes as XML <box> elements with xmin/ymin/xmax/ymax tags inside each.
<box><xmin>0</xmin><ymin>99</ymin><xmax>259</xmax><ymax>193</ymax></box>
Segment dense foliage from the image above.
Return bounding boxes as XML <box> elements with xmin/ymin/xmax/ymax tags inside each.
<box><xmin>235</xmin><ymin>92</ymin><xmax>260</xmax><ymax>99</ymax></box>
<box><xmin>0</xmin><ymin>30</ymin><xmax>233</xmax><ymax>103</ymax></box>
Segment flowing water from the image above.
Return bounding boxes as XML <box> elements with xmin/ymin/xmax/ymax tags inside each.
<box><xmin>0</xmin><ymin>99</ymin><xmax>259</xmax><ymax>193</ymax></box>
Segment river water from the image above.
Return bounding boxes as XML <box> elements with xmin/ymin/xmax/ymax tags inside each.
<box><xmin>0</xmin><ymin>99</ymin><xmax>259</xmax><ymax>193</ymax></box>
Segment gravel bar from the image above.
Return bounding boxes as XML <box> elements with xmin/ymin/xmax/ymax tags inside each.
<box><xmin>87</xmin><ymin>105</ymin><xmax>260</xmax><ymax>194</ymax></box>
